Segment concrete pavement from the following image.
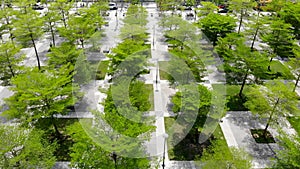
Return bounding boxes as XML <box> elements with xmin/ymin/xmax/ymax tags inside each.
<box><xmin>219</xmin><ymin>111</ymin><xmax>298</xmax><ymax>168</ymax></box>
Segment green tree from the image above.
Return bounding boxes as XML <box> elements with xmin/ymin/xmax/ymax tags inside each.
<box><xmin>3</xmin><ymin>65</ymin><xmax>78</xmax><ymax>136</ymax></box>
<box><xmin>83</xmin><ymin>6</ymin><xmax>105</xmax><ymax>31</ymax></box>
<box><xmin>200</xmin><ymin>140</ymin><xmax>252</xmax><ymax>169</ymax></box>
<box><xmin>272</xmin><ymin>133</ymin><xmax>300</xmax><ymax>168</ymax></box>
<box><xmin>198</xmin><ymin>13</ymin><xmax>236</xmax><ymax>46</ymax></box>
<box><xmin>90</xmin><ymin>1</ymin><xmax>109</xmax><ymax>18</ymax></box>
<box><xmin>13</xmin><ymin>9</ymin><xmax>44</xmax><ymax>70</ymax></box>
<box><xmin>47</xmin><ymin>42</ymin><xmax>81</xmax><ymax>67</ymax></box>
<box><xmin>50</xmin><ymin>0</ymin><xmax>73</xmax><ymax>28</ymax></box>
<box><xmin>107</xmin><ymin>39</ymin><xmax>149</xmax><ymax>75</ymax></box>
<box><xmin>120</xmin><ymin>24</ymin><xmax>148</xmax><ymax>41</ymax></box>
<box><xmin>0</xmin><ymin>125</ymin><xmax>56</xmax><ymax>169</ymax></box>
<box><xmin>172</xmin><ymin>84</ymin><xmax>212</xmax><ymax>143</ymax></box>
<box><xmin>244</xmin><ymin>80</ymin><xmax>299</xmax><ymax>136</ymax></box>
<box><xmin>43</xmin><ymin>10</ymin><xmax>61</xmax><ymax>47</ymax></box>
<box><xmin>261</xmin><ymin>19</ymin><xmax>296</xmax><ymax>70</ymax></box>
<box><xmin>67</xmin><ymin>122</ymin><xmax>115</xmax><ymax>169</ymax></box>
<box><xmin>123</xmin><ymin>5</ymin><xmax>148</xmax><ymax>26</ymax></box>
<box><xmin>13</xmin><ymin>0</ymin><xmax>35</xmax><ymax>13</ymax></box>
<box><xmin>289</xmin><ymin>46</ymin><xmax>300</xmax><ymax>91</ymax></box>
<box><xmin>229</xmin><ymin>0</ymin><xmax>256</xmax><ymax>34</ymax></box>
<box><xmin>159</xmin><ymin>15</ymin><xmax>183</xmax><ymax>31</ymax></box>
<box><xmin>103</xmin><ymin>78</ymin><xmax>155</xmax><ymax>137</ymax></box>
<box><xmin>0</xmin><ymin>42</ymin><xmax>24</xmax><ymax>85</ymax></box>
<box><xmin>74</xmin><ymin>53</ymin><xmax>92</xmax><ymax>85</ymax></box>
<box><xmin>197</xmin><ymin>2</ymin><xmax>218</xmax><ymax>16</ymax></box>
<box><xmin>216</xmin><ymin>34</ymin><xmax>269</xmax><ymax>97</ymax></box>
<box><xmin>58</xmin><ymin>13</ymin><xmax>96</xmax><ymax>49</ymax></box>
<box><xmin>165</xmin><ymin>19</ymin><xmax>197</xmax><ymax>50</ymax></box>
<box><xmin>0</xmin><ymin>7</ymin><xmax>16</xmax><ymax>43</ymax></box>
<box><xmin>67</xmin><ymin>120</ymin><xmax>151</xmax><ymax>169</ymax></box>
<box><xmin>279</xmin><ymin>2</ymin><xmax>300</xmax><ymax>39</ymax></box>
<box><xmin>244</xmin><ymin>10</ymin><xmax>268</xmax><ymax>50</ymax></box>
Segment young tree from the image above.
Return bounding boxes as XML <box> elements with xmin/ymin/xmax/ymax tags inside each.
<box><xmin>272</xmin><ymin>133</ymin><xmax>300</xmax><ymax>168</ymax></box>
<box><xmin>279</xmin><ymin>2</ymin><xmax>300</xmax><ymax>39</ymax></box>
<box><xmin>200</xmin><ymin>140</ymin><xmax>252</xmax><ymax>169</ymax></box>
<box><xmin>43</xmin><ymin>10</ymin><xmax>61</xmax><ymax>47</ymax></box>
<box><xmin>120</xmin><ymin>24</ymin><xmax>148</xmax><ymax>42</ymax></box>
<box><xmin>198</xmin><ymin>13</ymin><xmax>236</xmax><ymax>46</ymax></box>
<box><xmin>196</xmin><ymin>2</ymin><xmax>218</xmax><ymax>16</ymax></box>
<box><xmin>82</xmin><ymin>6</ymin><xmax>105</xmax><ymax>31</ymax></box>
<box><xmin>261</xmin><ymin>19</ymin><xmax>296</xmax><ymax>70</ymax></box>
<box><xmin>67</xmin><ymin>122</ymin><xmax>115</xmax><ymax>169</ymax></box>
<box><xmin>229</xmin><ymin>0</ymin><xmax>256</xmax><ymax>34</ymax></box>
<box><xmin>107</xmin><ymin>39</ymin><xmax>149</xmax><ymax>75</ymax></box>
<box><xmin>165</xmin><ymin>19</ymin><xmax>197</xmax><ymax>50</ymax></box>
<box><xmin>50</xmin><ymin>0</ymin><xmax>73</xmax><ymax>28</ymax></box>
<box><xmin>3</xmin><ymin>65</ymin><xmax>78</xmax><ymax>136</ymax></box>
<box><xmin>216</xmin><ymin>34</ymin><xmax>269</xmax><ymax>97</ymax></box>
<box><xmin>123</xmin><ymin>5</ymin><xmax>148</xmax><ymax>26</ymax></box>
<box><xmin>13</xmin><ymin>9</ymin><xmax>44</xmax><ymax>70</ymax></box>
<box><xmin>244</xmin><ymin>10</ymin><xmax>268</xmax><ymax>51</ymax></box>
<box><xmin>172</xmin><ymin>84</ymin><xmax>212</xmax><ymax>143</ymax></box>
<box><xmin>67</xmin><ymin>120</ymin><xmax>151</xmax><ymax>169</ymax></box>
<box><xmin>0</xmin><ymin>7</ymin><xmax>16</xmax><ymax>43</ymax></box>
<box><xmin>47</xmin><ymin>42</ymin><xmax>81</xmax><ymax>67</ymax></box>
<box><xmin>58</xmin><ymin>12</ymin><xmax>96</xmax><ymax>49</ymax></box>
<box><xmin>0</xmin><ymin>42</ymin><xmax>24</xmax><ymax>85</ymax></box>
<box><xmin>13</xmin><ymin>0</ymin><xmax>36</xmax><ymax>13</ymax></box>
<box><xmin>159</xmin><ymin>15</ymin><xmax>183</xmax><ymax>31</ymax></box>
<box><xmin>0</xmin><ymin>125</ymin><xmax>56</xmax><ymax>169</ymax></box>
<box><xmin>289</xmin><ymin>46</ymin><xmax>300</xmax><ymax>92</ymax></box>
<box><xmin>244</xmin><ymin>80</ymin><xmax>299</xmax><ymax>136</ymax></box>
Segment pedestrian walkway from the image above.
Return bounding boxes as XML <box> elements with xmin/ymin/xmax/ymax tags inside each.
<box><xmin>219</xmin><ymin>111</ymin><xmax>298</xmax><ymax>168</ymax></box>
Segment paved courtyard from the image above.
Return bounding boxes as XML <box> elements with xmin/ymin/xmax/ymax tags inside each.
<box><xmin>220</xmin><ymin>111</ymin><xmax>297</xmax><ymax>168</ymax></box>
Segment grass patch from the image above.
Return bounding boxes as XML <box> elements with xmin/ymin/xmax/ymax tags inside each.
<box><xmin>287</xmin><ymin>116</ymin><xmax>300</xmax><ymax>135</ymax></box>
<box><xmin>212</xmin><ymin>84</ymin><xmax>250</xmax><ymax>111</ymax></box>
<box><xmin>257</xmin><ymin>61</ymin><xmax>295</xmax><ymax>80</ymax></box>
<box><xmin>144</xmin><ymin>84</ymin><xmax>154</xmax><ymax>111</ymax></box>
<box><xmin>250</xmin><ymin>129</ymin><xmax>276</xmax><ymax>144</ymax></box>
<box><xmin>90</xmin><ymin>60</ymin><xmax>110</xmax><ymax>80</ymax></box>
<box><xmin>36</xmin><ymin>118</ymin><xmax>82</xmax><ymax>161</ymax></box>
<box><xmin>159</xmin><ymin>61</ymin><xmax>170</xmax><ymax>80</ymax></box>
<box><xmin>165</xmin><ymin>117</ymin><xmax>228</xmax><ymax>161</ymax></box>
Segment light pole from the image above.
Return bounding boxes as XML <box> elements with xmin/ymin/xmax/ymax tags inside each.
<box><xmin>152</xmin><ymin>25</ymin><xmax>155</xmax><ymax>49</ymax></box>
<box><xmin>162</xmin><ymin>133</ymin><xmax>168</xmax><ymax>169</ymax></box>
<box><xmin>155</xmin><ymin>59</ymin><xmax>159</xmax><ymax>92</ymax></box>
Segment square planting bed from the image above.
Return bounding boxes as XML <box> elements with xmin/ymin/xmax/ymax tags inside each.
<box><xmin>250</xmin><ymin>129</ymin><xmax>276</xmax><ymax>144</ymax></box>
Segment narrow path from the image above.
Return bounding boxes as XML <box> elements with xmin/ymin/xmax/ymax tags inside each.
<box><xmin>143</xmin><ymin>4</ymin><xmax>171</xmax><ymax>168</ymax></box>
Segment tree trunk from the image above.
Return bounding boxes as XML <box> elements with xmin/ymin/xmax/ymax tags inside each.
<box><xmin>251</xmin><ymin>10</ymin><xmax>260</xmax><ymax>51</ymax></box>
<box><xmin>80</xmin><ymin>39</ymin><xmax>84</xmax><ymax>49</ymax></box>
<box><xmin>293</xmin><ymin>74</ymin><xmax>300</xmax><ymax>92</ymax></box>
<box><xmin>61</xmin><ymin>10</ymin><xmax>67</xmax><ymax>28</ymax></box>
<box><xmin>51</xmin><ymin>115</ymin><xmax>61</xmax><ymax>137</ymax></box>
<box><xmin>238</xmin><ymin>9</ymin><xmax>243</xmax><ymax>34</ymax></box>
<box><xmin>5</xmin><ymin>50</ymin><xmax>15</xmax><ymax>77</ymax></box>
<box><xmin>30</xmin><ymin>35</ymin><xmax>41</xmax><ymax>70</ymax></box>
<box><xmin>264</xmin><ymin>98</ymin><xmax>280</xmax><ymax>137</ymax></box>
<box><xmin>5</xmin><ymin>17</ymin><xmax>14</xmax><ymax>44</ymax></box>
<box><xmin>267</xmin><ymin>57</ymin><xmax>273</xmax><ymax>71</ymax></box>
<box><xmin>239</xmin><ymin>69</ymin><xmax>249</xmax><ymax>98</ymax></box>
<box><xmin>50</xmin><ymin>24</ymin><xmax>56</xmax><ymax>47</ymax></box>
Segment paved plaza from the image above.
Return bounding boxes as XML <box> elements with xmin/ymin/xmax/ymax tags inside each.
<box><xmin>0</xmin><ymin>2</ymin><xmax>299</xmax><ymax>169</ymax></box>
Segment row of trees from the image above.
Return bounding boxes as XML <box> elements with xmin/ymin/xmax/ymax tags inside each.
<box><xmin>70</xmin><ymin>4</ymin><xmax>155</xmax><ymax>168</ymax></box>
<box><xmin>0</xmin><ymin>0</ymin><xmax>111</xmax><ymax>168</ymax></box>
<box><xmin>157</xmin><ymin>0</ymin><xmax>299</xmax><ymax>168</ymax></box>
<box><xmin>158</xmin><ymin>10</ymin><xmax>253</xmax><ymax>167</ymax></box>
<box><xmin>196</xmin><ymin>1</ymin><xmax>300</xmax><ymax>168</ymax></box>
